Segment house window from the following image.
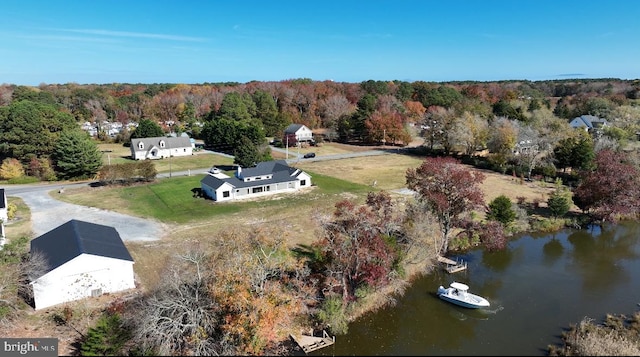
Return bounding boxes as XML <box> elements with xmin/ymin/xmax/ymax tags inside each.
<box><xmin>301</xmin><ymin>180</ymin><xmax>306</xmax><ymax>186</ymax></box>
<box><xmin>138</xmin><ymin>142</ymin><xmax>144</xmax><ymax>149</ymax></box>
<box><xmin>223</xmin><ymin>191</ymin><xmax>230</xmax><ymax>198</ymax></box>
<box><xmin>91</xmin><ymin>288</ymin><xmax>102</xmax><ymax>297</ymax></box>
<box><xmin>159</xmin><ymin>140</ymin><xmax>166</xmax><ymax>148</ymax></box>
<box><xmin>252</xmin><ymin>186</ymin><xmax>263</xmax><ymax>194</ymax></box>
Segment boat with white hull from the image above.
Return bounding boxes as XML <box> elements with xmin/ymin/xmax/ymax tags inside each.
<box><xmin>437</xmin><ymin>282</ymin><xmax>490</xmax><ymax>309</ymax></box>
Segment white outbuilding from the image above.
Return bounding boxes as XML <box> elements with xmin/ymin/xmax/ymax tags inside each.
<box><xmin>30</xmin><ymin>219</ymin><xmax>136</xmax><ymax>310</ymax></box>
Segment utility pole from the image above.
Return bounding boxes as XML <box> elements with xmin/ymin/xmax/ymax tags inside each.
<box><xmin>286</xmin><ymin>135</ymin><xmax>289</xmax><ymax>159</ymax></box>
<box><xmin>382</xmin><ymin>129</ymin><xmax>386</xmax><ymax>147</ymax></box>
<box><xmin>168</xmin><ymin>126</ymin><xmax>173</xmax><ymax>178</ymax></box>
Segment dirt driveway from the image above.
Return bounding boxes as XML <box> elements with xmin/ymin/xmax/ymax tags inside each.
<box><xmin>14</xmin><ymin>191</ymin><xmax>166</xmax><ymax>242</ymax></box>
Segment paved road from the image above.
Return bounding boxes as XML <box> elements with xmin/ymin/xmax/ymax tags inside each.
<box><xmin>9</xmin><ymin>189</ymin><xmax>167</xmax><ymax>242</ymax></box>
<box><xmin>3</xmin><ymin>147</ymin><xmax>401</xmax><ymax>242</ymax></box>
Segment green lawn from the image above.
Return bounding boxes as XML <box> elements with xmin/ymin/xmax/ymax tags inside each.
<box><xmin>98</xmin><ymin>142</ymin><xmax>234</xmax><ymax>174</ymax></box>
<box><xmin>57</xmin><ymin>169</ymin><xmax>374</xmax><ymax>224</ymax></box>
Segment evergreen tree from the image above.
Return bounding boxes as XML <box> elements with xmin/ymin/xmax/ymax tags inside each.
<box><xmin>53</xmin><ymin>130</ymin><xmax>103</xmax><ymax>180</ymax></box>
<box><xmin>233</xmin><ymin>136</ymin><xmax>259</xmax><ymax>168</ymax></box>
<box><xmin>252</xmin><ymin>90</ymin><xmax>281</xmax><ymax>137</ymax></box>
<box><xmin>547</xmin><ymin>191</ymin><xmax>571</xmax><ymax>218</ymax></box>
<box><xmin>80</xmin><ymin>313</ymin><xmax>131</xmax><ymax>356</ymax></box>
<box><xmin>486</xmin><ymin>195</ymin><xmax>516</xmax><ymax>226</ymax></box>
<box><xmin>0</xmin><ymin>100</ymin><xmax>76</xmax><ymax>162</ymax></box>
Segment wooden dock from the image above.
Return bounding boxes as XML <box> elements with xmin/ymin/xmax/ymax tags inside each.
<box><xmin>438</xmin><ymin>256</ymin><xmax>467</xmax><ymax>274</ymax></box>
<box><xmin>290</xmin><ymin>329</ymin><xmax>335</xmax><ymax>354</ymax></box>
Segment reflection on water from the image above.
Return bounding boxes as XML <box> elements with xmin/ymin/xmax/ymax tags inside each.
<box><xmin>312</xmin><ymin>221</ymin><xmax>640</xmax><ymax>356</ymax></box>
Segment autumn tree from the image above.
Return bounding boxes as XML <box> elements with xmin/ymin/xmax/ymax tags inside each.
<box><xmin>453</xmin><ymin>111</ymin><xmax>489</xmax><ymax>156</ymax></box>
<box><xmin>208</xmin><ymin>229</ymin><xmax>313</xmax><ymax>354</ymax></box>
<box><xmin>406</xmin><ymin>157</ymin><xmax>485</xmax><ymax>254</ymax></box>
<box><xmin>422</xmin><ymin>106</ymin><xmax>458</xmax><ymax>151</ymax></box>
<box><xmin>0</xmin><ymin>158</ymin><xmax>25</xmax><ymax>180</ymax></box>
<box><xmin>572</xmin><ymin>149</ymin><xmax>640</xmax><ymax>222</ymax></box>
<box><xmin>406</xmin><ymin>157</ymin><xmax>484</xmax><ymax>254</ymax></box>
<box><xmin>364</xmin><ymin>110</ymin><xmax>411</xmax><ymax>145</ymax></box>
<box><xmin>318</xmin><ymin>94</ymin><xmax>354</xmax><ymax>130</ymax></box>
<box><xmin>314</xmin><ymin>196</ymin><xmax>399</xmax><ymax>305</ymax></box>
<box><xmin>486</xmin><ymin>117</ymin><xmax>518</xmax><ymax>173</ymax></box>
<box><xmin>403</xmin><ymin>100</ymin><xmax>426</xmax><ymax>123</ymax></box>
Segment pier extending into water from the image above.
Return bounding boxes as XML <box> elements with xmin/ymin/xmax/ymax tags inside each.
<box><xmin>290</xmin><ymin>329</ymin><xmax>335</xmax><ymax>354</ymax></box>
<box><xmin>438</xmin><ymin>256</ymin><xmax>467</xmax><ymax>273</ymax></box>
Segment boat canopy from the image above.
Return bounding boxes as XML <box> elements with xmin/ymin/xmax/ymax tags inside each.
<box><xmin>450</xmin><ymin>282</ymin><xmax>469</xmax><ymax>291</ymax></box>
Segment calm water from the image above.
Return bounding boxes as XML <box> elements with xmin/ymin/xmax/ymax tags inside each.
<box><xmin>312</xmin><ymin>221</ymin><xmax>640</xmax><ymax>356</ymax></box>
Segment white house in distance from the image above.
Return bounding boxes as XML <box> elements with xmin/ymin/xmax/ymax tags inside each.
<box><xmin>200</xmin><ymin>160</ymin><xmax>312</xmax><ymax>202</ymax></box>
<box><xmin>130</xmin><ymin>136</ymin><xmax>193</xmax><ymax>160</ymax></box>
<box><xmin>284</xmin><ymin>124</ymin><xmax>314</xmax><ymax>143</ymax></box>
<box><xmin>30</xmin><ymin>219</ymin><xmax>136</xmax><ymax>310</ymax></box>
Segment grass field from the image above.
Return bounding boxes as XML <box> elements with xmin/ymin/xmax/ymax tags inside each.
<box><xmin>98</xmin><ymin>143</ymin><xmax>234</xmax><ymax>174</ymax></box>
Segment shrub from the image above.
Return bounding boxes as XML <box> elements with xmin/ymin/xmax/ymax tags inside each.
<box><xmin>0</xmin><ymin>158</ymin><xmax>24</xmax><ymax>180</ymax></box>
<box><xmin>316</xmin><ymin>295</ymin><xmax>348</xmax><ymax>335</ymax></box>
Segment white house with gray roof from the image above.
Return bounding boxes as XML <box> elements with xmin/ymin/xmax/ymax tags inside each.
<box><xmin>200</xmin><ymin>160</ymin><xmax>312</xmax><ymax>202</ymax></box>
<box><xmin>284</xmin><ymin>124</ymin><xmax>314</xmax><ymax>142</ymax></box>
<box><xmin>130</xmin><ymin>136</ymin><xmax>193</xmax><ymax>160</ymax></box>
<box><xmin>30</xmin><ymin>219</ymin><xmax>136</xmax><ymax>310</ymax></box>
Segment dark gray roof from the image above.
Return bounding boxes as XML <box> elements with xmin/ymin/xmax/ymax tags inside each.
<box><xmin>284</xmin><ymin>124</ymin><xmax>307</xmax><ymax>134</ymax></box>
<box><xmin>0</xmin><ymin>188</ymin><xmax>5</xmax><ymax>209</ymax></box>
<box><xmin>130</xmin><ymin>136</ymin><xmax>192</xmax><ymax>148</ymax></box>
<box><xmin>30</xmin><ymin>219</ymin><xmax>133</xmax><ymax>277</ymax></box>
<box><xmin>200</xmin><ymin>160</ymin><xmax>308</xmax><ymax>191</ymax></box>
<box><xmin>570</xmin><ymin>115</ymin><xmax>607</xmax><ymax>128</ymax></box>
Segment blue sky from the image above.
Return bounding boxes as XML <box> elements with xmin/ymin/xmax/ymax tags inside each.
<box><xmin>2</xmin><ymin>0</ymin><xmax>640</xmax><ymax>85</ymax></box>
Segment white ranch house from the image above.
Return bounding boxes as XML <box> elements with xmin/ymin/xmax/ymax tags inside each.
<box><xmin>200</xmin><ymin>160</ymin><xmax>312</xmax><ymax>202</ymax></box>
<box><xmin>30</xmin><ymin>219</ymin><xmax>136</xmax><ymax>310</ymax></box>
<box><xmin>284</xmin><ymin>124</ymin><xmax>314</xmax><ymax>143</ymax></box>
<box><xmin>130</xmin><ymin>136</ymin><xmax>193</xmax><ymax>160</ymax></box>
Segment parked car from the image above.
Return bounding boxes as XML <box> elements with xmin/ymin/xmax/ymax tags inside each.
<box><xmin>303</xmin><ymin>152</ymin><xmax>316</xmax><ymax>159</ymax></box>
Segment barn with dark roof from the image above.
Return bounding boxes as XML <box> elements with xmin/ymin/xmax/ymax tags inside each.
<box><xmin>30</xmin><ymin>219</ymin><xmax>136</xmax><ymax>310</ymax></box>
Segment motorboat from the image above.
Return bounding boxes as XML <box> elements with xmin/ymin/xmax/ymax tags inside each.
<box><xmin>437</xmin><ymin>282</ymin><xmax>490</xmax><ymax>309</ymax></box>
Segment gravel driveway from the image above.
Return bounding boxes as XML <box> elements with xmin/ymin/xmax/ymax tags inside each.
<box><xmin>14</xmin><ymin>191</ymin><xmax>165</xmax><ymax>242</ymax></box>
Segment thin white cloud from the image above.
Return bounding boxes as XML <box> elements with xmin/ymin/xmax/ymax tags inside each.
<box><xmin>15</xmin><ymin>34</ymin><xmax>121</xmax><ymax>43</ymax></box>
<box><xmin>53</xmin><ymin>28</ymin><xmax>208</xmax><ymax>42</ymax></box>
